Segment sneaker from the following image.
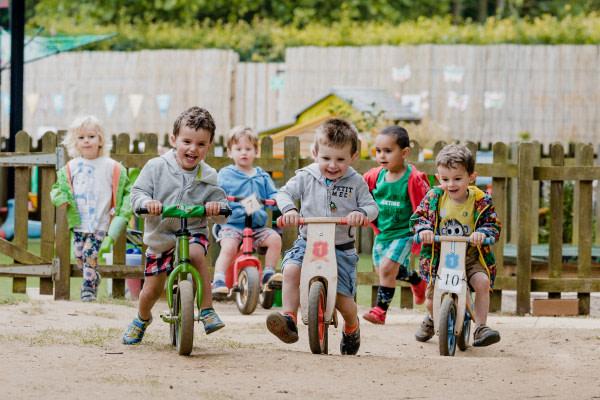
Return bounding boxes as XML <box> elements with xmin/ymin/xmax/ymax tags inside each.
<box><xmin>362</xmin><ymin>306</ymin><xmax>386</xmax><ymax>325</ymax></box>
<box><xmin>411</xmin><ymin>279</ymin><xmax>427</xmax><ymax>306</ymax></box>
<box><xmin>123</xmin><ymin>313</ymin><xmax>152</xmax><ymax>345</ymax></box>
<box><xmin>415</xmin><ymin>314</ymin><xmax>434</xmax><ymax>342</ymax></box>
<box><xmin>211</xmin><ymin>279</ymin><xmax>229</xmax><ymax>296</ymax></box>
<box><xmin>266</xmin><ymin>312</ymin><xmax>299</xmax><ymax>344</ymax></box>
<box><xmin>262</xmin><ymin>270</ymin><xmax>283</xmax><ymax>289</ymax></box>
<box><xmin>473</xmin><ymin>324</ymin><xmax>501</xmax><ymax>347</ymax></box>
<box><xmin>200</xmin><ymin>309</ymin><xmax>225</xmax><ymax>334</ymax></box>
<box><xmin>340</xmin><ymin>321</ymin><xmax>360</xmax><ymax>355</ymax></box>
<box><xmin>92</xmin><ymin>271</ymin><xmax>102</xmax><ymax>296</ymax></box>
<box><xmin>80</xmin><ymin>286</ymin><xmax>97</xmax><ymax>302</ymax></box>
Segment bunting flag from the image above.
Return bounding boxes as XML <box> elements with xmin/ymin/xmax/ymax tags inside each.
<box><xmin>104</xmin><ymin>94</ymin><xmax>118</xmax><ymax>118</ymax></box>
<box><xmin>39</xmin><ymin>94</ymin><xmax>50</xmax><ymax>113</ymax></box>
<box><xmin>128</xmin><ymin>94</ymin><xmax>144</xmax><ymax>119</ymax></box>
<box><xmin>270</xmin><ymin>76</ymin><xmax>285</xmax><ymax>90</ymax></box>
<box><xmin>156</xmin><ymin>94</ymin><xmax>170</xmax><ymax>117</ymax></box>
<box><xmin>1</xmin><ymin>93</ymin><xmax>10</xmax><ymax>115</ymax></box>
<box><xmin>484</xmin><ymin>91</ymin><xmax>506</xmax><ymax>110</ymax></box>
<box><xmin>392</xmin><ymin>65</ymin><xmax>411</xmax><ymax>83</ymax></box>
<box><xmin>448</xmin><ymin>91</ymin><xmax>469</xmax><ymax>112</ymax></box>
<box><xmin>443</xmin><ymin>65</ymin><xmax>465</xmax><ymax>83</ymax></box>
<box><xmin>25</xmin><ymin>93</ymin><xmax>40</xmax><ymax>116</ymax></box>
<box><xmin>52</xmin><ymin>93</ymin><xmax>65</xmax><ymax>116</ymax></box>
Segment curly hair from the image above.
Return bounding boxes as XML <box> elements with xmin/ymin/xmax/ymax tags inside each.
<box><xmin>172</xmin><ymin>106</ymin><xmax>216</xmax><ymax>142</ymax></box>
<box><xmin>62</xmin><ymin>115</ymin><xmax>111</xmax><ymax>158</ymax></box>
<box><xmin>313</xmin><ymin>118</ymin><xmax>358</xmax><ymax>156</ymax></box>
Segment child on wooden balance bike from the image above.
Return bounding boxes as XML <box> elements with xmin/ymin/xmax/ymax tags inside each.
<box><xmin>410</xmin><ymin>144</ymin><xmax>501</xmax><ymax>348</ymax></box>
<box><xmin>266</xmin><ymin>118</ymin><xmax>378</xmax><ymax>355</ymax></box>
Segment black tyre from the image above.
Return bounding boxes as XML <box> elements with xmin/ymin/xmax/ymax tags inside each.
<box><xmin>176</xmin><ymin>280</ymin><xmax>194</xmax><ymax>356</ymax></box>
<box><xmin>169</xmin><ymin>285</ymin><xmax>178</xmax><ymax>346</ymax></box>
<box><xmin>236</xmin><ymin>268</ymin><xmax>259</xmax><ymax>315</ymax></box>
<box><xmin>259</xmin><ymin>289</ymin><xmax>275</xmax><ymax>309</ymax></box>
<box><xmin>308</xmin><ymin>281</ymin><xmax>328</xmax><ymax>354</ymax></box>
<box><xmin>439</xmin><ymin>296</ymin><xmax>457</xmax><ymax>356</ymax></box>
<box><xmin>456</xmin><ymin>311</ymin><xmax>471</xmax><ymax>351</ymax></box>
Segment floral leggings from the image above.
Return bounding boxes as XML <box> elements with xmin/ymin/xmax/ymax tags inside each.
<box><xmin>73</xmin><ymin>231</ymin><xmax>106</xmax><ymax>289</ymax></box>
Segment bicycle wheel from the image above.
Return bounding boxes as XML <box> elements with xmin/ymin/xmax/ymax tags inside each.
<box><xmin>439</xmin><ymin>296</ymin><xmax>457</xmax><ymax>356</ymax></box>
<box><xmin>308</xmin><ymin>281</ymin><xmax>328</xmax><ymax>354</ymax></box>
<box><xmin>456</xmin><ymin>310</ymin><xmax>471</xmax><ymax>351</ymax></box>
<box><xmin>176</xmin><ymin>280</ymin><xmax>194</xmax><ymax>356</ymax></box>
<box><xmin>170</xmin><ymin>284</ymin><xmax>178</xmax><ymax>346</ymax></box>
<box><xmin>259</xmin><ymin>289</ymin><xmax>275</xmax><ymax>309</ymax></box>
<box><xmin>236</xmin><ymin>267</ymin><xmax>259</xmax><ymax>315</ymax></box>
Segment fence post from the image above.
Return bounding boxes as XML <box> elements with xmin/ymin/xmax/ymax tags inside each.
<box><xmin>517</xmin><ymin>142</ymin><xmax>533</xmax><ymax>315</ymax></box>
<box><xmin>55</xmin><ymin>130</ymin><xmax>70</xmax><ymax>300</ymax></box>
<box><xmin>548</xmin><ymin>143</ymin><xmax>564</xmax><ymax>299</ymax></box>
<box><xmin>281</xmin><ymin>136</ymin><xmax>300</xmax><ymax>256</ymax></box>
<box><xmin>39</xmin><ymin>132</ymin><xmax>57</xmax><ymax>295</ymax></box>
<box><xmin>111</xmin><ymin>133</ymin><xmax>130</xmax><ymax>298</ymax></box>
<box><xmin>11</xmin><ymin>132</ymin><xmax>31</xmax><ymax>294</ymax></box>
<box><xmin>530</xmin><ymin>142</ymin><xmax>541</xmax><ymax>244</ymax></box>
<box><xmin>576</xmin><ymin>144</ymin><xmax>593</xmax><ymax>315</ymax></box>
<box><xmin>508</xmin><ymin>142</ymin><xmax>519</xmax><ymax>243</ymax></box>
<box><xmin>595</xmin><ymin>144</ymin><xmax>600</xmax><ymax>247</ymax></box>
<box><xmin>489</xmin><ymin>142</ymin><xmax>507</xmax><ymax>312</ymax></box>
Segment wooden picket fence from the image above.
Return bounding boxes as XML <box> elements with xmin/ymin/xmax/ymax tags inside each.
<box><xmin>0</xmin><ymin>131</ymin><xmax>599</xmax><ymax>315</ymax></box>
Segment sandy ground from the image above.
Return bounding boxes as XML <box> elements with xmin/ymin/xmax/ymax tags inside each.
<box><xmin>0</xmin><ymin>293</ymin><xmax>599</xmax><ymax>400</ymax></box>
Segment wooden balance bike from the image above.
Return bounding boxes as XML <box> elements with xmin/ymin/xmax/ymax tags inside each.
<box><xmin>138</xmin><ymin>204</ymin><xmax>231</xmax><ymax>356</ymax></box>
<box><xmin>414</xmin><ymin>234</ymin><xmax>494</xmax><ymax>356</ymax></box>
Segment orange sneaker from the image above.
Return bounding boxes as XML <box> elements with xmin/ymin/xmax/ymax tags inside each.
<box><xmin>362</xmin><ymin>306</ymin><xmax>386</xmax><ymax>324</ymax></box>
<box><xmin>411</xmin><ymin>278</ymin><xmax>427</xmax><ymax>305</ymax></box>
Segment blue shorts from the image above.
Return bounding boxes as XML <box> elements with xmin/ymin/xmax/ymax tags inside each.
<box><xmin>372</xmin><ymin>236</ymin><xmax>412</xmax><ymax>269</ymax></box>
<box><xmin>281</xmin><ymin>237</ymin><xmax>359</xmax><ymax>298</ymax></box>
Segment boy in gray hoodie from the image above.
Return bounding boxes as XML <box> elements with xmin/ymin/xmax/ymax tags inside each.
<box><xmin>266</xmin><ymin>118</ymin><xmax>379</xmax><ymax>355</ymax></box>
<box><xmin>123</xmin><ymin>106</ymin><xmax>229</xmax><ymax>345</ymax></box>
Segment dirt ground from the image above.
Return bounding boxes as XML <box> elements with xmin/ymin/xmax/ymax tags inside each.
<box><xmin>1</xmin><ymin>292</ymin><xmax>599</xmax><ymax>400</ymax></box>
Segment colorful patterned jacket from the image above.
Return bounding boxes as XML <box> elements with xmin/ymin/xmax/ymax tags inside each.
<box><xmin>409</xmin><ymin>186</ymin><xmax>501</xmax><ymax>289</ymax></box>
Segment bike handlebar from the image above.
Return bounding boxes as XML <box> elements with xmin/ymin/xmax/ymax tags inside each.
<box><xmin>277</xmin><ymin>216</ymin><xmax>371</xmax><ymax>229</ymax></box>
<box><xmin>413</xmin><ymin>234</ymin><xmax>495</xmax><ymax>245</ymax></box>
<box><xmin>226</xmin><ymin>195</ymin><xmax>277</xmax><ymax>207</ymax></box>
<box><xmin>136</xmin><ymin>204</ymin><xmax>232</xmax><ymax>218</ymax></box>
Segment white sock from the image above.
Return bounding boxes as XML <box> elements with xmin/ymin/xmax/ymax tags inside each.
<box><xmin>214</xmin><ymin>271</ymin><xmax>226</xmax><ymax>282</ymax></box>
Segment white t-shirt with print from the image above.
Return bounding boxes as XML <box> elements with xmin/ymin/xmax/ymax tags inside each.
<box><xmin>69</xmin><ymin>157</ymin><xmax>116</xmax><ymax>233</ymax></box>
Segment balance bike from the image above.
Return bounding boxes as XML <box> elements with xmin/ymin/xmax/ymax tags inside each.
<box><xmin>278</xmin><ymin>216</ymin><xmax>366</xmax><ymax>354</ymax></box>
<box><xmin>138</xmin><ymin>204</ymin><xmax>231</xmax><ymax>356</ymax></box>
<box><xmin>414</xmin><ymin>234</ymin><xmax>494</xmax><ymax>356</ymax></box>
<box><xmin>215</xmin><ymin>195</ymin><xmax>281</xmax><ymax>315</ymax></box>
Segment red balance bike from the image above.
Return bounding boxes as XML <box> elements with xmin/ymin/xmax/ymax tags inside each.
<box><xmin>213</xmin><ymin>195</ymin><xmax>282</xmax><ymax>314</ymax></box>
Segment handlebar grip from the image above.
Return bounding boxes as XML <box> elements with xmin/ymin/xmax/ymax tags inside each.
<box><xmin>219</xmin><ymin>207</ymin><xmax>233</xmax><ymax>217</ymax></box>
<box><xmin>136</xmin><ymin>207</ymin><xmax>150</xmax><ymax>215</ymax></box>
<box><xmin>412</xmin><ymin>233</ymin><xmax>495</xmax><ymax>245</ymax></box>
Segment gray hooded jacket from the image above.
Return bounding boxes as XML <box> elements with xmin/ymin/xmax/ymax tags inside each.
<box><xmin>131</xmin><ymin>149</ymin><xmax>228</xmax><ymax>254</ymax></box>
<box><xmin>276</xmin><ymin>163</ymin><xmax>379</xmax><ymax>246</ymax></box>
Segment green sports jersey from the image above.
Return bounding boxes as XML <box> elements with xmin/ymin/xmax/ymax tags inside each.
<box><xmin>372</xmin><ymin>165</ymin><xmax>412</xmax><ymax>242</ymax></box>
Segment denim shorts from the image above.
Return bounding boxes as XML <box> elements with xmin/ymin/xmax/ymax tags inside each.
<box><xmin>281</xmin><ymin>237</ymin><xmax>360</xmax><ymax>298</ymax></box>
<box><xmin>372</xmin><ymin>236</ymin><xmax>412</xmax><ymax>268</ymax></box>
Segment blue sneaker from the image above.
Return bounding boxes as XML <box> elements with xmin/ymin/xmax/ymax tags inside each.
<box><xmin>212</xmin><ymin>280</ymin><xmax>229</xmax><ymax>296</ymax></box>
<box><xmin>123</xmin><ymin>313</ymin><xmax>152</xmax><ymax>345</ymax></box>
<box><xmin>262</xmin><ymin>268</ymin><xmax>283</xmax><ymax>289</ymax></box>
<box><xmin>200</xmin><ymin>308</ymin><xmax>225</xmax><ymax>334</ymax></box>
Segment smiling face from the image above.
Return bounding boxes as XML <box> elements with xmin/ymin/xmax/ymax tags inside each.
<box><xmin>227</xmin><ymin>136</ymin><xmax>258</xmax><ymax>172</ymax></box>
<box><xmin>436</xmin><ymin>164</ymin><xmax>477</xmax><ymax>204</ymax></box>
<box><xmin>75</xmin><ymin>126</ymin><xmax>102</xmax><ymax>160</ymax></box>
<box><xmin>374</xmin><ymin>133</ymin><xmax>410</xmax><ymax>173</ymax></box>
<box><xmin>312</xmin><ymin>142</ymin><xmax>358</xmax><ymax>181</ymax></box>
<box><xmin>170</xmin><ymin>126</ymin><xmax>213</xmax><ymax>171</ymax></box>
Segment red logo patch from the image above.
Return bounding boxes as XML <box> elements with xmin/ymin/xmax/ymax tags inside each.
<box><xmin>310</xmin><ymin>241</ymin><xmax>329</xmax><ymax>262</ymax></box>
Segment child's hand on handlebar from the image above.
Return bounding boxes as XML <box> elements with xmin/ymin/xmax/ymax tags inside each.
<box><xmin>144</xmin><ymin>200</ymin><xmax>163</xmax><ymax>216</ymax></box>
<box><xmin>419</xmin><ymin>230</ymin><xmax>434</xmax><ymax>244</ymax></box>
<box><xmin>346</xmin><ymin>211</ymin><xmax>369</xmax><ymax>227</ymax></box>
<box><xmin>278</xmin><ymin>210</ymin><xmax>300</xmax><ymax>227</ymax></box>
<box><xmin>469</xmin><ymin>232</ymin><xmax>486</xmax><ymax>246</ymax></box>
<box><xmin>204</xmin><ymin>201</ymin><xmax>222</xmax><ymax>217</ymax></box>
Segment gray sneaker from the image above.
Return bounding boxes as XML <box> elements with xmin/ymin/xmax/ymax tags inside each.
<box><xmin>415</xmin><ymin>314</ymin><xmax>434</xmax><ymax>342</ymax></box>
<box><xmin>473</xmin><ymin>324</ymin><xmax>500</xmax><ymax>347</ymax></box>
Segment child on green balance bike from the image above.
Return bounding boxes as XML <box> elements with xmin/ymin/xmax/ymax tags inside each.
<box><xmin>123</xmin><ymin>106</ymin><xmax>230</xmax><ymax>348</ymax></box>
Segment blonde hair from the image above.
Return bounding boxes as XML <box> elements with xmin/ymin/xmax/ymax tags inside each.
<box><xmin>314</xmin><ymin>118</ymin><xmax>358</xmax><ymax>156</ymax></box>
<box><xmin>435</xmin><ymin>144</ymin><xmax>475</xmax><ymax>175</ymax></box>
<box><xmin>62</xmin><ymin>116</ymin><xmax>111</xmax><ymax>158</ymax></box>
<box><xmin>226</xmin><ymin>125</ymin><xmax>258</xmax><ymax>150</ymax></box>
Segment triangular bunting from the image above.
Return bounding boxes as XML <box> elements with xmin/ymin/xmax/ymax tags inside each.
<box><xmin>25</xmin><ymin>93</ymin><xmax>40</xmax><ymax>116</ymax></box>
<box><xmin>104</xmin><ymin>94</ymin><xmax>118</xmax><ymax>118</ymax></box>
<box><xmin>128</xmin><ymin>94</ymin><xmax>144</xmax><ymax>119</ymax></box>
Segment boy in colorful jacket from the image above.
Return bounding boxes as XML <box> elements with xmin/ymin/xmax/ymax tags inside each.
<box><xmin>410</xmin><ymin>144</ymin><xmax>501</xmax><ymax>347</ymax></box>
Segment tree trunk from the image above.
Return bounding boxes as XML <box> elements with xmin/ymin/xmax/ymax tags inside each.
<box><xmin>453</xmin><ymin>0</ymin><xmax>462</xmax><ymax>24</ymax></box>
<box><xmin>478</xmin><ymin>0</ymin><xmax>488</xmax><ymax>22</ymax></box>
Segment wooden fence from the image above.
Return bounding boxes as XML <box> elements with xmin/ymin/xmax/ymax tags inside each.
<box><xmin>0</xmin><ymin>132</ymin><xmax>599</xmax><ymax>315</ymax></box>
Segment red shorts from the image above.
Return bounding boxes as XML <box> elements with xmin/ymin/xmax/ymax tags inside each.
<box><xmin>144</xmin><ymin>233</ymin><xmax>209</xmax><ymax>276</ymax></box>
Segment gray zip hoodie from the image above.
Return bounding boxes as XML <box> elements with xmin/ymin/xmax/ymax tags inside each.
<box><xmin>276</xmin><ymin>163</ymin><xmax>379</xmax><ymax>246</ymax></box>
<box><xmin>131</xmin><ymin>149</ymin><xmax>228</xmax><ymax>254</ymax></box>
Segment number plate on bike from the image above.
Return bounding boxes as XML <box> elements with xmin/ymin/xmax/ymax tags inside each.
<box><xmin>438</xmin><ymin>268</ymin><xmax>464</xmax><ymax>294</ymax></box>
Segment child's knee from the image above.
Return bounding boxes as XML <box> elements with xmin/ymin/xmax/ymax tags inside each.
<box><xmin>282</xmin><ymin>263</ymin><xmax>300</xmax><ymax>281</ymax></box>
